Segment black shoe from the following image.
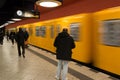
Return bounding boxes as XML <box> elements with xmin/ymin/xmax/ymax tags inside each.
<box><xmin>23</xmin><ymin>55</ymin><xmax>25</xmax><ymax>58</ymax></box>
<box><xmin>19</xmin><ymin>55</ymin><xmax>21</xmax><ymax>57</ymax></box>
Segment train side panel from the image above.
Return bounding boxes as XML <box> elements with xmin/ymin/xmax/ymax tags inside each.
<box><xmin>64</xmin><ymin>14</ymin><xmax>93</xmax><ymax>63</ymax></box>
<box><xmin>93</xmin><ymin>7</ymin><xmax>120</xmax><ymax>75</ymax></box>
<box><xmin>17</xmin><ymin>14</ymin><xmax>94</xmax><ymax>64</ymax></box>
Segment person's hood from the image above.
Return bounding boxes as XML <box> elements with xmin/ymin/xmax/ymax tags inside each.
<box><xmin>59</xmin><ymin>32</ymin><xmax>69</xmax><ymax>38</ymax></box>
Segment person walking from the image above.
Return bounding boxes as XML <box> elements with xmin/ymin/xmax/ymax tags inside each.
<box><xmin>54</xmin><ymin>28</ymin><xmax>75</xmax><ymax>80</ymax></box>
<box><xmin>6</xmin><ymin>30</ymin><xmax>10</xmax><ymax>41</ymax></box>
<box><xmin>9</xmin><ymin>31</ymin><xmax>16</xmax><ymax>45</ymax></box>
<box><xmin>0</xmin><ymin>29</ymin><xmax>4</xmax><ymax>45</ymax></box>
<box><xmin>15</xmin><ymin>28</ymin><xmax>27</xmax><ymax>58</ymax></box>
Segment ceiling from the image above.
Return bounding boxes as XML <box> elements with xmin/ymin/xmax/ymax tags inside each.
<box><xmin>0</xmin><ymin>0</ymin><xmax>76</xmax><ymax>27</ymax></box>
<box><xmin>0</xmin><ymin>0</ymin><xmax>37</xmax><ymax>26</ymax></box>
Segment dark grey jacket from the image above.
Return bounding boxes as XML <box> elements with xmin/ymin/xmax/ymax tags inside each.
<box><xmin>54</xmin><ymin>32</ymin><xmax>75</xmax><ymax>61</ymax></box>
<box><xmin>15</xmin><ymin>30</ymin><xmax>26</xmax><ymax>45</ymax></box>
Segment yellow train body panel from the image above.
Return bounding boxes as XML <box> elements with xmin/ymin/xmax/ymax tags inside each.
<box><xmin>61</xmin><ymin>14</ymin><xmax>93</xmax><ymax>63</ymax></box>
<box><xmin>25</xmin><ymin>13</ymin><xmax>93</xmax><ymax>63</ymax></box>
<box><xmin>14</xmin><ymin>6</ymin><xmax>120</xmax><ymax>76</ymax></box>
<box><xmin>93</xmin><ymin>6</ymin><xmax>120</xmax><ymax>75</ymax></box>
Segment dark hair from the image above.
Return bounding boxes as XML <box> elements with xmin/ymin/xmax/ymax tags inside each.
<box><xmin>19</xmin><ymin>28</ymin><xmax>22</xmax><ymax>31</ymax></box>
<box><xmin>62</xmin><ymin>28</ymin><xmax>68</xmax><ymax>32</ymax></box>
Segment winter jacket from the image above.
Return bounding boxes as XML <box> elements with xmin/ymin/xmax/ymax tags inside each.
<box><xmin>54</xmin><ymin>32</ymin><xmax>75</xmax><ymax>61</ymax></box>
<box><xmin>15</xmin><ymin>30</ymin><xmax>26</xmax><ymax>45</ymax></box>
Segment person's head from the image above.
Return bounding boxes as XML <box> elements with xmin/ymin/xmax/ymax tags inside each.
<box><xmin>62</xmin><ymin>28</ymin><xmax>68</xmax><ymax>33</ymax></box>
<box><xmin>19</xmin><ymin>28</ymin><xmax>22</xmax><ymax>32</ymax></box>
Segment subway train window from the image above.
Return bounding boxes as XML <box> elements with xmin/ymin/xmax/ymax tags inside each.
<box><xmin>100</xmin><ymin>19</ymin><xmax>120</xmax><ymax>46</ymax></box>
<box><xmin>36</xmin><ymin>27</ymin><xmax>40</xmax><ymax>36</ymax></box>
<box><xmin>28</xmin><ymin>27</ymin><xmax>33</xmax><ymax>36</ymax></box>
<box><xmin>70</xmin><ymin>22</ymin><xmax>80</xmax><ymax>41</ymax></box>
<box><xmin>50</xmin><ymin>25</ymin><xmax>54</xmax><ymax>38</ymax></box>
<box><xmin>22</xmin><ymin>28</ymin><xmax>26</xmax><ymax>31</ymax></box>
<box><xmin>40</xmin><ymin>26</ymin><xmax>46</xmax><ymax>37</ymax></box>
<box><xmin>56</xmin><ymin>24</ymin><xmax>61</xmax><ymax>35</ymax></box>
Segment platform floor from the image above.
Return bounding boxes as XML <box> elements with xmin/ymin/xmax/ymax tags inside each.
<box><xmin>0</xmin><ymin>38</ymin><xmax>119</xmax><ymax>80</ymax></box>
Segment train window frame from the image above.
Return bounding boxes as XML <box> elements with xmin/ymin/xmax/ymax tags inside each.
<box><xmin>56</xmin><ymin>24</ymin><xmax>61</xmax><ymax>36</ymax></box>
<box><xmin>100</xmin><ymin>19</ymin><xmax>120</xmax><ymax>47</ymax></box>
<box><xmin>22</xmin><ymin>28</ymin><xmax>26</xmax><ymax>31</ymax></box>
<box><xmin>70</xmin><ymin>22</ymin><xmax>80</xmax><ymax>41</ymax></box>
<box><xmin>28</xmin><ymin>27</ymin><xmax>33</xmax><ymax>36</ymax></box>
<box><xmin>50</xmin><ymin>25</ymin><xmax>54</xmax><ymax>38</ymax></box>
<box><xmin>35</xmin><ymin>26</ymin><xmax>41</xmax><ymax>36</ymax></box>
<box><xmin>40</xmin><ymin>26</ymin><xmax>46</xmax><ymax>37</ymax></box>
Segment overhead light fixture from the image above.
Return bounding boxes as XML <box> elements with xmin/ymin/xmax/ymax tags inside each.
<box><xmin>17</xmin><ymin>10</ymin><xmax>23</xmax><ymax>16</ymax></box>
<box><xmin>16</xmin><ymin>10</ymin><xmax>40</xmax><ymax>18</ymax></box>
<box><xmin>11</xmin><ymin>18</ymin><xmax>22</xmax><ymax>21</ymax></box>
<box><xmin>36</xmin><ymin>0</ymin><xmax>62</xmax><ymax>8</ymax></box>
<box><xmin>7</xmin><ymin>21</ymin><xmax>15</xmax><ymax>24</ymax></box>
<box><xmin>23</xmin><ymin>11</ymin><xmax>39</xmax><ymax>18</ymax></box>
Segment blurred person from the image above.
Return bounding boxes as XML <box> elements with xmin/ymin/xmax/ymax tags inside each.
<box><xmin>54</xmin><ymin>28</ymin><xmax>75</xmax><ymax>80</ymax></box>
<box><xmin>6</xmin><ymin>30</ymin><xmax>10</xmax><ymax>41</ymax></box>
<box><xmin>23</xmin><ymin>29</ymin><xmax>29</xmax><ymax>48</ymax></box>
<box><xmin>9</xmin><ymin>31</ymin><xmax>16</xmax><ymax>45</ymax></box>
<box><xmin>0</xmin><ymin>29</ymin><xmax>4</xmax><ymax>45</ymax></box>
<box><xmin>15</xmin><ymin>28</ymin><xmax>27</xmax><ymax>58</ymax></box>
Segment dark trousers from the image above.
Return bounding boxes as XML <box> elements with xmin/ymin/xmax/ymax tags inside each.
<box><xmin>0</xmin><ymin>37</ymin><xmax>3</xmax><ymax>45</ymax></box>
<box><xmin>17</xmin><ymin>43</ymin><xmax>25</xmax><ymax>57</ymax></box>
<box><xmin>11</xmin><ymin>39</ymin><xmax>14</xmax><ymax>45</ymax></box>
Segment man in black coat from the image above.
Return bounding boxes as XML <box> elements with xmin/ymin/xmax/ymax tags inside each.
<box><xmin>0</xmin><ymin>30</ymin><xmax>4</xmax><ymax>45</ymax></box>
<box><xmin>54</xmin><ymin>28</ymin><xmax>75</xmax><ymax>80</ymax></box>
<box><xmin>15</xmin><ymin>28</ymin><xmax>27</xmax><ymax>58</ymax></box>
<box><xmin>9</xmin><ymin>31</ymin><xmax>16</xmax><ymax>45</ymax></box>
<box><xmin>0</xmin><ymin>28</ymin><xmax>5</xmax><ymax>45</ymax></box>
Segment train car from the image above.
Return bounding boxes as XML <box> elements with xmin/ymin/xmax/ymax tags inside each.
<box><xmin>25</xmin><ymin>13</ymin><xmax>93</xmax><ymax>63</ymax></box>
<box><xmin>16</xmin><ymin>7</ymin><xmax>120</xmax><ymax>76</ymax></box>
<box><xmin>61</xmin><ymin>14</ymin><xmax>93</xmax><ymax>63</ymax></box>
<box><xmin>93</xmin><ymin>6</ymin><xmax>120</xmax><ymax>75</ymax></box>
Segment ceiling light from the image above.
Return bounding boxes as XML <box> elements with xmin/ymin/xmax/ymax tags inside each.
<box><xmin>7</xmin><ymin>21</ymin><xmax>15</xmax><ymax>23</ymax></box>
<box><xmin>16</xmin><ymin>10</ymin><xmax>40</xmax><ymax>18</ymax></box>
<box><xmin>36</xmin><ymin>0</ymin><xmax>62</xmax><ymax>8</ymax></box>
<box><xmin>16</xmin><ymin>10</ymin><xmax>23</xmax><ymax>16</ymax></box>
<box><xmin>11</xmin><ymin>18</ymin><xmax>22</xmax><ymax>21</ymax></box>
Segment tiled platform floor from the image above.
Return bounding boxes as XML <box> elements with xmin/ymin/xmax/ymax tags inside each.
<box><xmin>0</xmin><ymin>39</ymin><xmax>119</xmax><ymax>80</ymax></box>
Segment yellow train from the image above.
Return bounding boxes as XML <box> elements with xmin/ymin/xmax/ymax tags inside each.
<box><xmin>17</xmin><ymin>6</ymin><xmax>120</xmax><ymax>76</ymax></box>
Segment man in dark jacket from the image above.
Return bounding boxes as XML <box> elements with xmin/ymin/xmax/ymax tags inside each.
<box><xmin>0</xmin><ymin>30</ymin><xmax>4</xmax><ymax>45</ymax></box>
<box><xmin>9</xmin><ymin>31</ymin><xmax>16</xmax><ymax>45</ymax></box>
<box><xmin>15</xmin><ymin>28</ymin><xmax>27</xmax><ymax>58</ymax></box>
<box><xmin>54</xmin><ymin>28</ymin><xmax>75</xmax><ymax>80</ymax></box>
<box><xmin>0</xmin><ymin>28</ymin><xmax>5</xmax><ymax>45</ymax></box>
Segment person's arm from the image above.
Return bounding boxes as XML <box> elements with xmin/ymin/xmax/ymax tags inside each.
<box><xmin>71</xmin><ymin>37</ymin><xmax>75</xmax><ymax>49</ymax></box>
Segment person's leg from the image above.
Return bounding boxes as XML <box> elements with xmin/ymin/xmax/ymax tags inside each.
<box><xmin>7</xmin><ymin>36</ymin><xmax>9</xmax><ymax>41</ymax></box>
<box><xmin>21</xmin><ymin>44</ymin><xmax>25</xmax><ymax>58</ymax></box>
<box><xmin>56</xmin><ymin>60</ymin><xmax>63</xmax><ymax>79</ymax></box>
<box><xmin>17</xmin><ymin>44</ymin><xmax>21</xmax><ymax>57</ymax></box>
<box><xmin>12</xmin><ymin>39</ymin><xmax>14</xmax><ymax>45</ymax></box>
<box><xmin>61</xmin><ymin>60</ymin><xmax>69</xmax><ymax>80</ymax></box>
<box><xmin>1</xmin><ymin>37</ymin><xmax>3</xmax><ymax>45</ymax></box>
